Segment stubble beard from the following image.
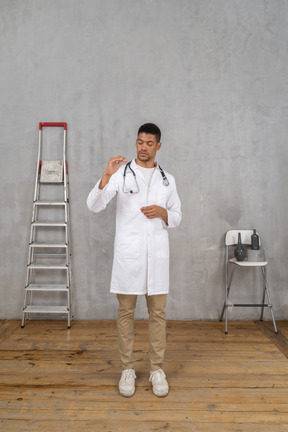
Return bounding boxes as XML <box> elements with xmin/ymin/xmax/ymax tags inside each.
<box><xmin>138</xmin><ymin>152</ymin><xmax>150</xmax><ymax>162</ymax></box>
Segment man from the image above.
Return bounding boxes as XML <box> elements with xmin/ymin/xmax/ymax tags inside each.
<box><xmin>87</xmin><ymin>123</ymin><xmax>182</xmax><ymax>397</ymax></box>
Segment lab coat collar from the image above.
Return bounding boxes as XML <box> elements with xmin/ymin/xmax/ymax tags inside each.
<box><xmin>130</xmin><ymin>159</ymin><xmax>161</xmax><ymax>186</ymax></box>
<box><xmin>131</xmin><ymin>159</ymin><xmax>160</xmax><ymax>171</ymax></box>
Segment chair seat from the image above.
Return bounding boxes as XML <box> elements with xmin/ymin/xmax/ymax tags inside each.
<box><xmin>229</xmin><ymin>257</ymin><xmax>268</xmax><ymax>267</ymax></box>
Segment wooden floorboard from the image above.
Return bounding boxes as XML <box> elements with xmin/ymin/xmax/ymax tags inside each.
<box><xmin>256</xmin><ymin>320</ymin><xmax>288</xmax><ymax>359</ymax></box>
<box><xmin>0</xmin><ymin>320</ymin><xmax>288</xmax><ymax>431</ymax></box>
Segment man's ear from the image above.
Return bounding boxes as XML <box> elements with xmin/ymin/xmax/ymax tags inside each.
<box><xmin>157</xmin><ymin>141</ymin><xmax>162</xmax><ymax>150</ymax></box>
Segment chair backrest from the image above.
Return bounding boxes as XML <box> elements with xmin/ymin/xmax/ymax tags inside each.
<box><xmin>225</xmin><ymin>229</ymin><xmax>261</xmax><ymax>246</ymax></box>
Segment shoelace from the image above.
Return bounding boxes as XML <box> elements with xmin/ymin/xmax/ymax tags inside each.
<box><xmin>122</xmin><ymin>369</ymin><xmax>136</xmax><ymax>382</ymax></box>
<box><xmin>149</xmin><ymin>369</ymin><xmax>166</xmax><ymax>382</ymax></box>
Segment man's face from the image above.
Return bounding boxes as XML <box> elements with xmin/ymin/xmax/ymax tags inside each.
<box><xmin>136</xmin><ymin>133</ymin><xmax>161</xmax><ymax>165</ymax></box>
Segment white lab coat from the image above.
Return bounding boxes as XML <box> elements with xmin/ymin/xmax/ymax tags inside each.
<box><xmin>87</xmin><ymin>159</ymin><xmax>182</xmax><ymax>295</ymax></box>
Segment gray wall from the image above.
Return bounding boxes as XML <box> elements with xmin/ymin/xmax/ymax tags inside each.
<box><xmin>1</xmin><ymin>0</ymin><xmax>288</xmax><ymax>321</ymax></box>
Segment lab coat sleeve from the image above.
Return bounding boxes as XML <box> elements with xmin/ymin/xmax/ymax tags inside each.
<box><xmin>86</xmin><ymin>172</ymin><xmax>119</xmax><ymax>213</ymax></box>
<box><xmin>165</xmin><ymin>179</ymin><xmax>182</xmax><ymax>229</ymax></box>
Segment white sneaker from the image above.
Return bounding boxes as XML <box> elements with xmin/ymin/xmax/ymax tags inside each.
<box><xmin>119</xmin><ymin>369</ymin><xmax>136</xmax><ymax>397</ymax></box>
<box><xmin>149</xmin><ymin>369</ymin><xmax>169</xmax><ymax>397</ymax></box>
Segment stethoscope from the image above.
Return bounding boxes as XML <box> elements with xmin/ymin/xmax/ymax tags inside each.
<box><xmin>123</xmin><ymin>161</ymin><xmax>169</xmax><ymax>194</ymax></box>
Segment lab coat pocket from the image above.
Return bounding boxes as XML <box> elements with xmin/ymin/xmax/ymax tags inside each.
<box><xmin>156</xmin><ymin>230</ymin><xmax>169</xmax><ymax>258</ymax></box>
<box><xmin>116</xmin><ymin>233</ymin><xmax>141</xmax><ymax>259</ymax></box>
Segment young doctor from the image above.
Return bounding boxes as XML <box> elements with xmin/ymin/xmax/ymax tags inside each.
<box><xmin>87</xmin><ymin>123</ymin><xmax>182</xmax><ymax>397</ymax></box>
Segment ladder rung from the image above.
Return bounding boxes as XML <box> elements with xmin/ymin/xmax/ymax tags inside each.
<box><xmin>39</xmin><ymin>181</ymin><xmax>64</xmax><ymax>184</ymax></box>
<box><xmin>28</xmin><ymin>263</ymin><xmax>68</xmax><ymax>270</ymax></box>
<box><xmin>232</xmin><ymin>304</ymin><xmax>270</xmax><ymax>307</ymax></box>
<box><xmin>31</xmin><ymin>254</ymin><xmax>67</xmax><ymax>259</ymax></box>
<box><xmin>23</xmin><ymin>306</ymin><xmax>69</xmax><ymax>314</ymax></box>
<box><xmin>25</xmin><ymin>284</ymin><xmax>68</xmax><ymax>292</ymax></box>
<box><xmin>34</xmin><ymin>201</ymin><xmax>67</xmax><ymax>206</ymax></box>
<box><xmin>30</xmin><ymin>242</ymin><xmax>68</xmax><ymax>248</ymax></box>
<box><xmin>32</xmin><ymin>222</ymin><xmax>67</xmax><ymax>227</ymax></box>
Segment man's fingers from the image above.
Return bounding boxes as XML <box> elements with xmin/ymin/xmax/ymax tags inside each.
<box><xmin>141</xmin><ymin>205</ymin><xmax>166</xmax><ymax>223</ymax></box>
<box><xmin>141</xmin><ymin>205</ymin><xmax>155</xmax><ymax>212</ymax></box>
<box><xmin>141</xmin><ymin>206</ymin><xmax>159</xmax><ymax>218</ymax></box>
<box><xmin>111</xmin><ymin>156</ymin><xmax>127</xmax><ymax>164</ymax></box>
<box><xmin>105</xmin><ymin>156</ymin><xmax>127</xmax><ymax>175</ymax></box>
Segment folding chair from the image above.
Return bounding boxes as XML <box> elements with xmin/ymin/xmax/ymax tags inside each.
<box><xmin>220</xmin><ymin>229</ymin><xmax>278</xmax><ymax>334</ymax></box>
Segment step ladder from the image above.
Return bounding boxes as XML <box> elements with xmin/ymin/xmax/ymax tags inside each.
<box><xmin>21</xmin><ymin>122</ymin><xmax>72</xmax><ymax>328</ymax></box>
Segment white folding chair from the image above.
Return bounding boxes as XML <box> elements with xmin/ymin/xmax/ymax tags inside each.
<box><xmin>220</xmin><ymin>229</ymin><xmax>278</xmax><ymax>334</ymax></box>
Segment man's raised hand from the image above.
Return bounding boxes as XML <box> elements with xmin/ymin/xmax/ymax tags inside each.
<box><xmin>99</xmin><ymin>156</ymin><xmax>127</xmax><ymax>189</ymax></box>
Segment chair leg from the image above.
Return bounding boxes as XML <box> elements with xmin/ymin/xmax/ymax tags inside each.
<box><xmin>260</xmin><ymin>272</ymin><xmax>266</xmax><ymax>321</ymax></box>
<box><xmin>224</xmin><ymin>305</ymin><xmax>228</xmax><ymax>334</ymax></box>
<box><xmin>261</xmin><ymin>267</ymin><xmax>278</xmax><ymax>334</ymax></box>
<box><xmin>220</xmin><ymin>267</ymin><xmax>235</xmax><ymax>334</ymax></box>
<box><xmin>265</xmin><ymin>287</ymin><xmax>278</xmax><ymax>334</ymax></box>
<box><xmin>220</xmin><ymin>301</ymin><xmax>228</xmax><ymax>333</ymax></box>
<box><xmin>224</xmin><ymin>277</ymin><xmax>229</xmax><ymax>334</ymax></box>
<box><xmin>220</xmin><ymin>300</ymin><xmax>226</xmax><ymax>322</ymax></box>
<box><xmin>269</xmin><ymin>304</ymin><xmax>278</xmax><ymax>334</ymax></box>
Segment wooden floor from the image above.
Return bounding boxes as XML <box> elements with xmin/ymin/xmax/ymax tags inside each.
<box><xmin>1</xmin><ymin>320</ymin><xmax>288</xmax><ymax>431</ymax></box>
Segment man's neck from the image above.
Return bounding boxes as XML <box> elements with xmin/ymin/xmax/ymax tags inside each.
<box><xmin>135</xmin><ymin>159</ymin><xmax>156</xmax><ymax>168</ymax></box>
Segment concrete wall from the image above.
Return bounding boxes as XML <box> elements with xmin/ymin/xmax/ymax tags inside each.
<box><xmin>1</xmin><ymin>0</ymin><xmax>288</xmax><ymax>321</ymax></box>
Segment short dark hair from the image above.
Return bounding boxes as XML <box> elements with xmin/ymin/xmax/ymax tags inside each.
<box><xmin>138</xmin><ymin>123</ymin><xmax>161</xmax><ymax>142</ymax></box>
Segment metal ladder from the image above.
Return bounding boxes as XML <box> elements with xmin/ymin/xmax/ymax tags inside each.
<box><xmin>21</xmin><ymin>122</ymin><xmax>72</xmax><ymax>328</ymax></box>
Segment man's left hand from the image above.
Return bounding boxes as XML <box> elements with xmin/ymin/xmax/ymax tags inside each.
<box><xmin>141</xmin><ymin>205</ymin><xmax>168</xmax><ymax>225</ymax></box>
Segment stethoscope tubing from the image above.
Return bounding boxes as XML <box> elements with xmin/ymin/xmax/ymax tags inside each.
<box><xmin>123</xmin><ymin>161</ymin><xmax>169</xmax><ymax>193</ymax></box>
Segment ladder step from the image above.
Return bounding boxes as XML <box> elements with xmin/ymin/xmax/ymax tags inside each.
<box><xmin>28</xmin><ymin>263</ymin><xmax>68</xmax><ymax>270</ymax></box>
<box><xmin>25</xmin><ymin>284</ymin><xmax>68</xmax><ymax>291</ymax></box>
<box><xmin>31</xmin><ymin>254</ymin><xmax>67</xmax><ymax>259</ymax></box>
<box><xmin>231</xmin><ymin>304</ymin><xmax>270</xmax><ymax>307</ymax></box>
<box><xmin>39</xmin><ymin>181</ymin><xmax>64</xmax><ymax>185</ymax></box>
<box><xmin>32</xmin><ymin>222</ymin><xmax>67</xmax><ymax>227</ymax></box>
<box><xmin>23</xmin><ymin>306</ymin><xmax>69</xmax><ymax>314</ymax></box>
<box><xmin>34</xmin><ymin>201</ymin><xmax>67</xmax><ymax>206</ymax></box>
<box><xmin>30</xmin><ymin>242</ymin><xmax>68</xmax><ymax>248</ymax></box>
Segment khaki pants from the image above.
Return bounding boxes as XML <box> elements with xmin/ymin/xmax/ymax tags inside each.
<box><xmin>117</xmin><ymin>294</ymin><xmax>167</xmax><ymax>372</ymax></box>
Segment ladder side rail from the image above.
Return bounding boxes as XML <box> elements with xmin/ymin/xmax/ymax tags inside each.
<box><xmin>63</xmin><ymin>129</ymin><xmax>68</xmax><ymax>203</ymax></box>
<box><xmin>68</xmin><ymin>283</ymin><xmax>71</xmax><ymax>328</ymax></box>
<box><xmin>63</xmin><ymin>127</ymin><xmax>70</xmax><ymax>271</ymax></box>
<box><xmin>64</xmin><ymin>203</ymin><xmax>68</xmax><ymax>225</ymax></box>
<box><xmin>28</xmin><ymin>219</ymin><xmax>37</xmax><ymax>267</ymax></box>
<box><xmin>64</xmin><ymin>127</ymin><xmax>72</xmax><ymax>322</ymax></box>
<box><xmin>67</xmin><ymin>266</ymin><xmax>72</xmax><ymax>326</ymax></box>
<box><xmin>65</xmin><ymin>177</ymin><xmax>69</xmax><ymax>223</ymax></box>
<box><xmin>28</xmin><ymin>219</ymin><xmax>37</xmax><ymax>266</ymax></box>
<box><xmin>65</xmin><ymin>225</ymin><xmax>68</xmax><ymax>246</ymax></box>
<box><xmin>66</xmin><ymin>265</ymin><xmax>69</xmax><ymax>287</ymax></box>
<box><xmin>33</xmin><ymin>127</ymin><xmax>42</xmax><ymax>203</ymax></box>
<box><xmin>25</xmin><ymin>266</ymin><xmax>31</xmax><ymax>287</ymax></box>
<box><xmin>65</xmin><ymin>226</ymin><xmax>69</xmax><ymax>266</ymax></box>
<box><xmin>65</xmin><ymin>174</ymin><xmax>70</xmax><ymax>225</ymax></box>
<box><xmin>26</xmin><ymin>126</ymin><xmax>42</xmax><ymax>308</ymax></box>
<box><xmin>28</xmin><ymin>231</ymin><xmax>33</xmax><ymax>264</ymax></box>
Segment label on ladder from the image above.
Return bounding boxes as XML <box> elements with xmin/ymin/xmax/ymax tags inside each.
<box><xmin>40</xmin><ymin>160</ymin><xmax>63</xmax><ymax>183</ymax></box>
